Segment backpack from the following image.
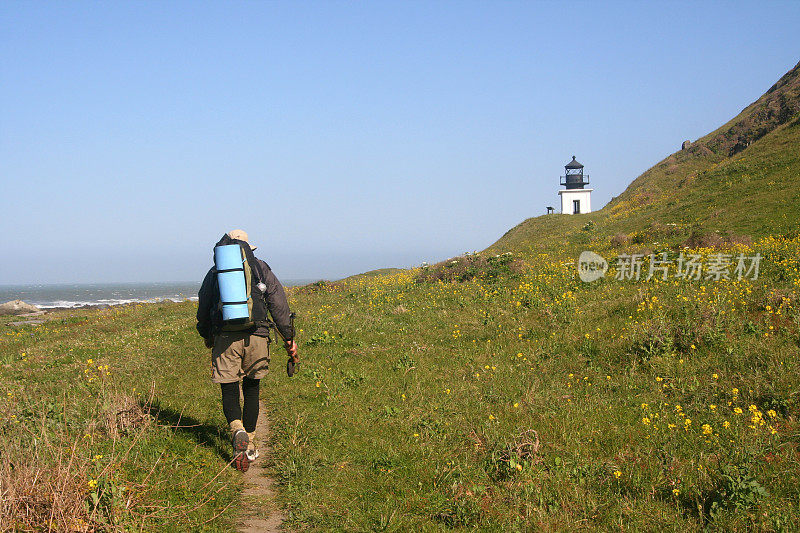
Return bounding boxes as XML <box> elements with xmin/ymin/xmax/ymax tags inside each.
<box><xmin>212</xmin><ymin>234</ymin><xmax>268</xmax><ymax>332</ymax></box>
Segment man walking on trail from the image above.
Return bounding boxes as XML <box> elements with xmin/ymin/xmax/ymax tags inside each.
<box><xmin>196</xmin><ymin>229</ymin><xmax>298</xmax><ymax>472</ymax></box>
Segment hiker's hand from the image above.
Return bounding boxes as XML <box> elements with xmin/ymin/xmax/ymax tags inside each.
<box><xmin>204</xmin><ymin>337</ymin><xmax>214</xmax><ymax>349</ymax></box>
<box><xmin>285</xmin><ymin>340</ymin><xmax>298</xmax><ymax>360</ymax></box>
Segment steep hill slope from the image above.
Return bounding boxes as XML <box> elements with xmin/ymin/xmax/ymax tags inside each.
<box><xmin>490</xmin><ymin>60</ymin><xmax>800</xmax><ymax>257</ymax></box>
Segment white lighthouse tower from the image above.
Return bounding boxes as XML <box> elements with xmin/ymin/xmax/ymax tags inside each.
<box><xmin>558</xmin><ymin>156</ymin><xmax>593</xmax><ymax>214</ymax></box>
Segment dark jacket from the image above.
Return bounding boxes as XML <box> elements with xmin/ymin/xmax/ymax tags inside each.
<box><xmin>196</xmin><ymin>257</ymin><xmax>294</xmax><ymax>343</ymax></box>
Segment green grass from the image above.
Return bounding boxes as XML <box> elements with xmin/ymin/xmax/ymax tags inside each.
<box><xmin>0</xmin><ymin>302</ymin><xmax>242</xmax><ymax>530</ymax></box>
<box><xmin>260</xmin><ymin>238</ymin><xmax>800</xmax><ymax>530</ymax></box>
<box><xmin>4</xmin><ymin>242</ymin><xmax>798</xmax><ymax>530</ymax></box>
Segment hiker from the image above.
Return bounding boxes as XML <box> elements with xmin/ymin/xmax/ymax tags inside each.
<box><xmin>196</xmin><ymin>229</ymin><xmax>298</xmax><ymax>472</ymax></box>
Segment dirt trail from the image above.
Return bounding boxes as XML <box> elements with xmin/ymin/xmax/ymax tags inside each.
<box><xmin>237</xmin><ymin>402</ymin><xmax>286</xmax><ymax>532</ymax></box>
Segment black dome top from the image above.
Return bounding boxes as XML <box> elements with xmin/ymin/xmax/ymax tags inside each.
<box><xmin>565</xmin><ymin>155</ymin><xmax>584</xmax><ymax>169</ymax></box>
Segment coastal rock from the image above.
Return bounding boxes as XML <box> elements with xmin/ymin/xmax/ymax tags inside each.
<box><xmin>0</xmin><ymin>300</ymin><xmax>40</xmax><ymax>315</ymax></box>
<box><xmin>8</xmin><ymin>319</ymin><xmax>45</xmax><ymax>327</ymax></box>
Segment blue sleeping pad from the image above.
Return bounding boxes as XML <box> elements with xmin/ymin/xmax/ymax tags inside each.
<box><xmin>214</xmin><ymin>244</ymin><xmax>250</xmax><ymax>321</ymax></box>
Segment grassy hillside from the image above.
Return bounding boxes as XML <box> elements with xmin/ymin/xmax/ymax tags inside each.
<box><xmin>265</xmin><ymin>236</ymin><xmax>800</xmax><ymax>531</ymax></box>
<box><xmin>489</xmin><ymin>60</ymin><xmax>800</xmax><ymax>258</ymax></box>
<box><xmin>5</xmin><ymin>240</ymin><xmax>798</xmax><ymax>530</ymax></box>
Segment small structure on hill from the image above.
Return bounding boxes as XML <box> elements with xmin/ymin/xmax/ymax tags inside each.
<box><xmin>545</xmin><ymin>206</ymin><xmax>555</xmax><ymax>215</ymax></box>
<box><xmin>558</xmin><ymin>156</ymin><xmax>593</xmax><ymax>214</ymax></box>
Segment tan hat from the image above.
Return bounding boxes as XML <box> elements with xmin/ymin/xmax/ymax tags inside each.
<box><xmin>228</xmin><ymin>229</ymin><xmax>257</xmax><ymax>250</ymax></box>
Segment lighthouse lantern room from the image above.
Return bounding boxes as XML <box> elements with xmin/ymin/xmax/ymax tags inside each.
<box><xmin>558</xmin><ymin>156</ymin><xmax>593</xmax><ymax>214</ymax></box>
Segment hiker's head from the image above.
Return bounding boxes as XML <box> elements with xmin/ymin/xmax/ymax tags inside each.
<box><xmin>228</xmin><ymin>229</ymin><xmax>257</xmax><ymax>251</ymax></box>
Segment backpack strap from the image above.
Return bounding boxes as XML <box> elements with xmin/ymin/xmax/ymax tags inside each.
<box><xmin>253</xmin><ymin>259</ymin><xmax>278</xmax><ymax>331</ymax></box>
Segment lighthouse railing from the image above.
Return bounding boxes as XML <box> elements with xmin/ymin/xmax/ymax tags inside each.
<box><xmin>560</xmin><ymin>175</ymin><xmax>590</xmax><ymax>186</ymax></box>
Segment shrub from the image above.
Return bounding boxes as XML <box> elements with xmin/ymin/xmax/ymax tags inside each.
<box><xmin>415</xmin><ymin>253</ymin><xmax>522</xmax><ymax>284</ymax></box>
<box><xmin>484</xmin><ymin>429</ymin><xmax>540</xmax><ymax>481</ymax></box>
<box><xmin>683</xmin><ymin>231</ymin><xmax>753</xmax><ymax>249</ymax></box>
<box><xmin>610</xmin><ymin>233</ymin><xmax>629</xmax><ymax>247</ymax></box>
<box><xmin>705</xmin><ymin>463</ymin><xmax>767</xmax><ymax>520</ymax></box>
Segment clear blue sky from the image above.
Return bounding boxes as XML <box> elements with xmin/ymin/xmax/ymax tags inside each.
<box><xmin>1</xmin><ymin>1</ymin><xmax>798</xmax><ymax>283</ymax></box>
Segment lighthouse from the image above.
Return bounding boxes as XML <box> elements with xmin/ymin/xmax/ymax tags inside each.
<box><xmin>558</xmin><ymin>156</ymin><xmax>593</xmax><ymax>214</ymax></box>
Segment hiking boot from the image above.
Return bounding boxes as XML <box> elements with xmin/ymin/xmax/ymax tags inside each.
<box><xmin>245</xmin><ymin>431</ymin><xmax>259</xmax><ymax>463</ymax></box>
<box><xmin>232</xmin><ymin>428</ymin><xmax>250</xmax><ymax>472</ymax></box>
<box><xmin>245</xmin><ymin>448</ymin><xmax>260</xmax><ymax>462</ymax></box>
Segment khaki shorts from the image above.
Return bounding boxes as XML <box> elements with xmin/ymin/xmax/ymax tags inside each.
<box><xmin>211</xmin><ymin>332</ymin><xmax>270</xmax><ymax>383</ymax></box>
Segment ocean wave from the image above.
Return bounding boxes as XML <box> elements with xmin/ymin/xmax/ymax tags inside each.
<box><xmin>36</xmin><ymin>296</ymin><xmax>198</xmax><ymax>310</ymax></box>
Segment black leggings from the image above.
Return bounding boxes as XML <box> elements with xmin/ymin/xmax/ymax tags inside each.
<box><xmin>220</xmin><ymin>377</ymin><xmax>260</xmax><ymax>433</ymax></box>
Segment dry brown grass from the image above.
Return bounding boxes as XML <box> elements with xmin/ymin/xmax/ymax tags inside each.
<box><xmin>683</xmin><ymin>231</ymin><xmax>753</xmax><ymax>249</ymax></box>
<box><xmin>2</xmin><ymin>434</ymin><xmax>95</xmax><ymax>532</ymax></box>
<box><xmin>415</xmin><ymin>253</ymin><xmax>523</xmax><ymax>284</ymax></box>
<box><xmin>610</xmin><ymin>233</ymin><xmax>629</xmax><ymax>247</ymax></box>
<box><xmin>0</xmin><ymin>387</ymin><xmax>153</xmax><ymax>531</ymax></box>
<box><xmin>101</xmin><ymin>393</ymin><xmax>150</xmax><ymax>441</ymax></box>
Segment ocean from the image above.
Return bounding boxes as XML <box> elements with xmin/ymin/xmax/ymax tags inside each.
<box><xmin>0</xmin><ymin>280</ymin><xmax>316</xmax><ymax>310</ymax></box>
